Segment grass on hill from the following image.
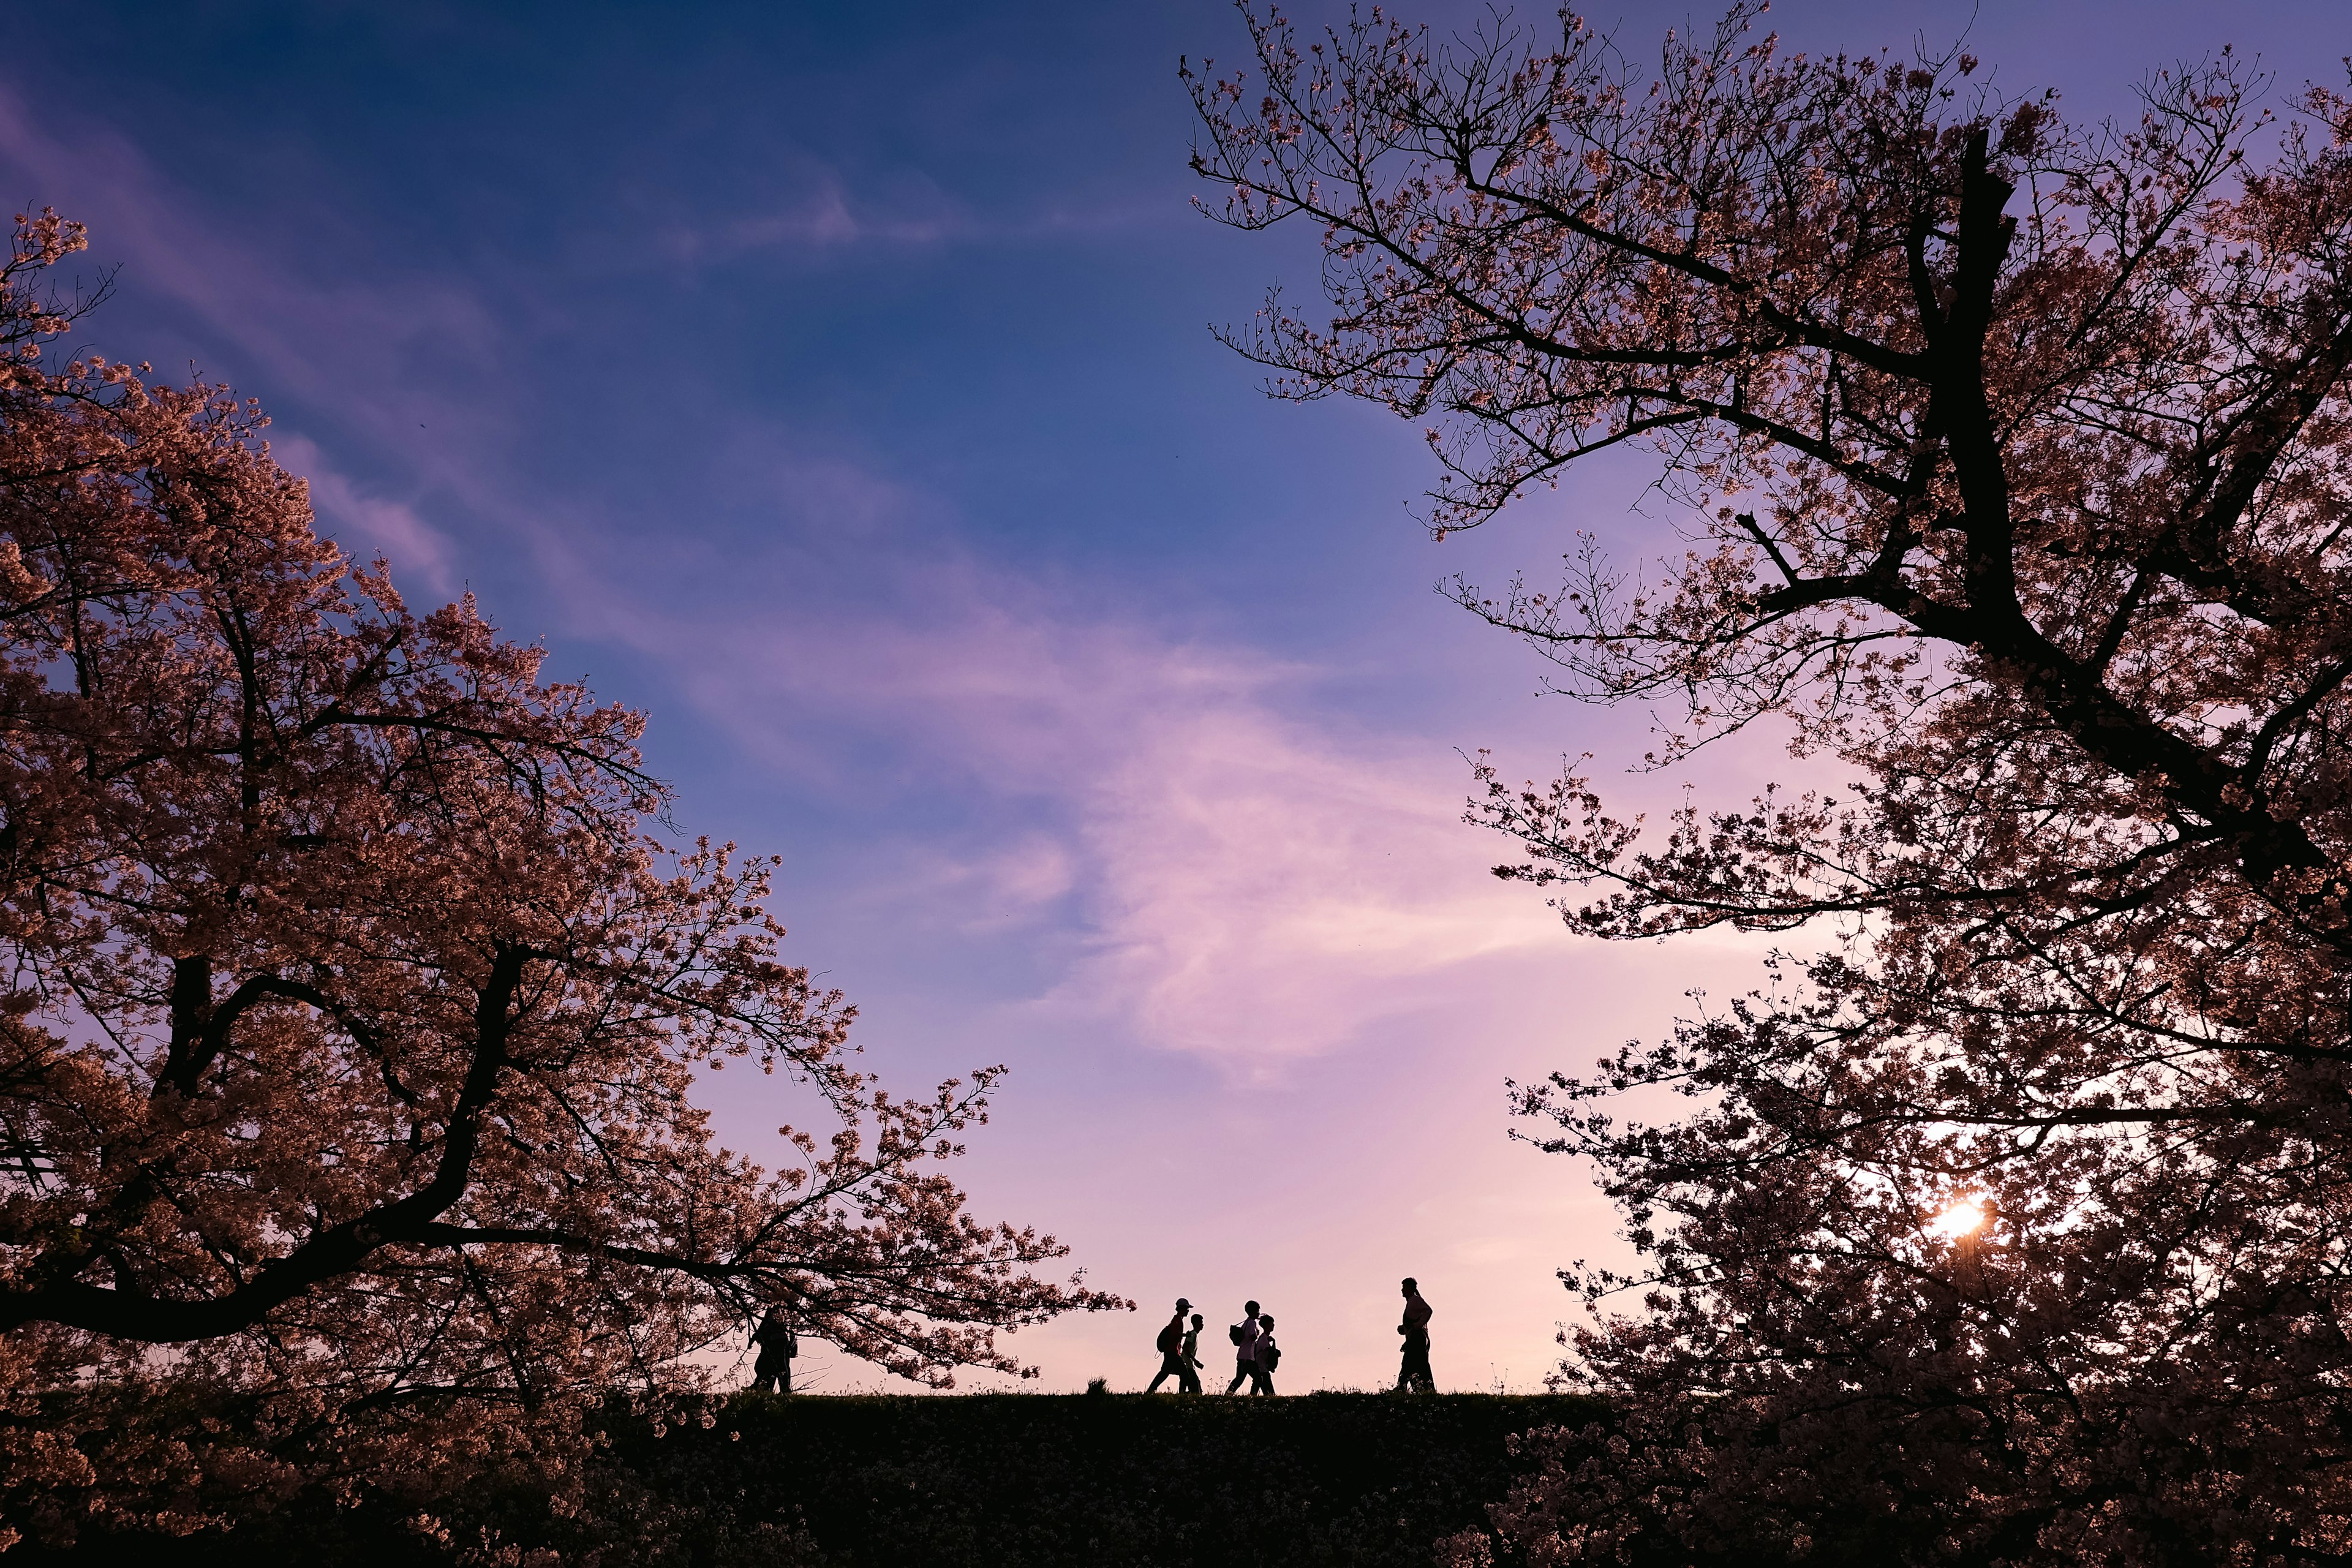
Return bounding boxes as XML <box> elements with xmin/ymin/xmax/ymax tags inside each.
<box><xmin>20</xmin><ymin>1390</ymin><xmax>1607</xmax><ymax>1567</ymax></box>
<box><xmin>619</xmin><ymin>1389</ymin><xmax>1607</xmax><ymax>1567</ymax></box>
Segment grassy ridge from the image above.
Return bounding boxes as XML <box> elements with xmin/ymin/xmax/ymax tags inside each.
<box><xmin>21</xmin><ymin>1391</ymin><xmax>1604</xmax><ymax>1566</ymax></box>
<box><xmin>617</xmin><ymin>1390</ymin><xmax>1603</xmax><ymax>1567</ymax></box>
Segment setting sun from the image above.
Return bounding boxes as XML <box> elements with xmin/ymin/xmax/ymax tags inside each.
<box><xmin>1928</xmin><ymin>1197</ymin><xmax>1990</xmax><ymax>1242</ymax></box>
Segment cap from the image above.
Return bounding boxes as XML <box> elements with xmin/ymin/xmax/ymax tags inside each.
<box><xmin>1175</xmin><ymin>1297</ymin><xmax>1193</xmax><ymax>1309</ymax></box>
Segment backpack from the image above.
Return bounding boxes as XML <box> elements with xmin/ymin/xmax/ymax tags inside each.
<box><xmin>1228</xmin><ymin>1322</ymin><xmax>1247</xmax><ymax>1346</ymax></box>
<box><xmin>1260</xmin><ymin>1340</ymin><xmax>1282</xmax><ymax>1371</ymax></box>
<box><xmin>1156</xmin><ymin>1319</ymin><xmax>1182</xmax><ymax>1355</ymax></box>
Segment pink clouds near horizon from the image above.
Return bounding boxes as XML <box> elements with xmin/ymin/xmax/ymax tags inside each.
<box><xmin>562</xmin><ymin>507</ymin><xmax>1605</xmax><ymax>1061</ymax></box>
<box><xmin>542</xmin><ymin>468</ymin><xmax>1787</xmax><ymax>1393</ymax></box>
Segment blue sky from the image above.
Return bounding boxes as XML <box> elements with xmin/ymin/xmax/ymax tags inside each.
<box><xmin>12</xmin><ymin>0</ymin><xmax>2346</xmax><ymax>1390</ymax></box>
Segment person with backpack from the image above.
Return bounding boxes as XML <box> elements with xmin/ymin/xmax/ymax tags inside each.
<box><xmin>1145</xmin><ymin>1297</ymin><xmax>1195</xmax><ymax>1393</ymax></box>
<box><xmin>1248</xmin><ymin>1313</ymin><xmax>1281</xmax><ymax>1395</ymax></box>
<box><xmin>1395</xmin><ymin>1277</ymin><xmax>1435</xmax><ymax>1393</ymax></box>
<box><xmin>1181</xmin><ymin>1311</ymin><xmax>1206</xmax><ymax>1394</ymax></box>
<box><xmin>749</xmin><ymin>1306</ymin><xmax>797</xmax><ymax>1394</ymax></box>
<box><xmin>1223</xmin><ymin>1300</ymin><xmax>1263</xmax><ymax>1393</ymax></box>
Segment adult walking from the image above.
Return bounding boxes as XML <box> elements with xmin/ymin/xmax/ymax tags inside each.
<box><xmin>1145</xmin><ymin>1297</ymin><xmax>1196</xmax><ymax>1393</ymax></box>
<box><xmin>1395</xmin><ymin>1277</ymin><xmax>1434</xmax><ymax>1393</ymax></box>
<box><xmin>750</xmin><ymin>1306</ymin><xmax>797</xmax><ymax>1394</ymax></box>
<box><xmin>1223</xmin><ymin>1299</ymin><xmax>1263</xmax><ymax>1394</ymax></box>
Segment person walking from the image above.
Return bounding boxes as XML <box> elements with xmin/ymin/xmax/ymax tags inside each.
<box><xmin>1224</xmin><ymin>1300</ymin><xmax>1263</xmax><ymax>1394</ymax></box>
<box><xmin>750</xmin><ymin>1306</ymin><xmax>797</xmax><ymax>1393</ymax></box>
<box><xmin>1395</xmin><ymin>1277</ymin><xmax>1435</xmax><ymax>1393</ymax></box>
<box><xmin>1145</xmin><ymin>1297</ymin><xmax>1195</xmax><ymax>1393</ymax></box>
<box><xmin>1180</xmin><ymin>1311</ymin><xmax>1206</xmax><ymax>1395</ymax></box>
<box><xmin>1248</xmin><ymin>1313</ymin><xmax>1281</xmax><ymax>1395</ymax></box>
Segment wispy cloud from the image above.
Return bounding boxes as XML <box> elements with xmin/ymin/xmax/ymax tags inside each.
<box><xmin>568</xmin><ymin>502</ymin><xmax>1562</xmax><ymax>1068</ymax></box>
<box><xmin>1058</xmin><ymin>698</ymin><xmax>1558</xmax><ymax>1063</ymax></box>
<box><xmin>0</xmin><ymin>77</ymin><xmax>1698</xmax><ymax>1084</ymax></box>
<box><xmin>629</xmin><ymin>153</ymin><xmax>1172</xmax><ymax>270</ymax></box>
<box><xmin>0</xmin><ymin>85</ymin><xmax>515</xmax><ymax>568</ymax></box>
<box><xmin>0</xmin><ymin>91</ymin><xmax>499</xmax><ymax>394</ymax></box>
<box><xmin>272</xmin><ymin>434</ymin><xmax>460</xmax><ymax>598</ymax></box>
<box><xmin>661</xmin><ymin>179</ymin><xmax>966</xmax><ymax>262</ymax></box>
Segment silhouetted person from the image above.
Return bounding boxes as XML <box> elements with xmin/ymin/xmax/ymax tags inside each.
<box><xmin>1248</xmin><ymin>1312</ymin><xmax>1280</xmax><ymax>1395</ymax></box>
<box><xmin>1146</xmin><ymin>1297</ymin><xmax>1195</xmax><ymax>1392</ymax></box>
<box><xmin>1224</xmin><ymin>1299</ymin><xmax>1263</xmax><ymax>1394</ymax></box>
<box><xmin>750</xmin><ymin>1308</ymin><xmax>797</xmax><ymax>1394</ymax></box>
<box><xmin>1396</xmin><ymin>1277</ymin><xmax>1434</xmax><ymax>1393</ymax></box>
<box><xmin>1180</xmin><ymin>1312</ymin><xmax>1205</xmax><ymax>1394</ymax></box>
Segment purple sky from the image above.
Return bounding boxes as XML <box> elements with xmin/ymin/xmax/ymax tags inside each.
<box><xmin>10</xmin><ymin>0</ymin><xmax>2345</xmax><ymax>1391</ymax></box>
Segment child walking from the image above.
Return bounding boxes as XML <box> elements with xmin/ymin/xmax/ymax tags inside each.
<box><xmin>1248</xmin><ymin>1313</ymin><xmax>1280</xmax><ymax>1396</ymax></box>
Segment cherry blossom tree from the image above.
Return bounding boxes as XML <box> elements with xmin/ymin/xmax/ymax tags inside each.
<box><xmin>1196</xmin><ymin>6</ymin><xmax>2352</xmax><ymax>1562</ymax></box>
<box><xmin>0</xmin><ymin>210</ymin><xmax>1125</xmax><ymax>1551</ymax></box>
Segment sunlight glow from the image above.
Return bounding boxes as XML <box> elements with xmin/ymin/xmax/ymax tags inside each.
<box><xmin>1927</xmin><ymin>1197</ymin><xmax>1989</xmax><ymax>1242</ymax></box>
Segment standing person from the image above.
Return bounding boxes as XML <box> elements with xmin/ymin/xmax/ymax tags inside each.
<box><xmin>1224</xmin><ymin>1300</ymin><xmax>1263</xmax><ymax>1394</ymax></box>
<box><xmin>1396</xmin><ymin>1277</ymin><xmax>1435</xmax><ymax>1393</ymax></box>
<box><xmin>750</xmin><ymin>1306</ymin><xmax>797</xmax><ymax>1394</ymax></box>
<box><xmin>1180</xmin><ymin>1312</ymin><xmax>1207</xmax><ymax>1395</ymax></box>
<box><xmin>1145</xmin><ymin>1297</ymin><xmax>1195</xmax><ymax>1393</ymax></box>
<box><xmin>1248</xmin><ymin>1313</ymin><xmax>1280</xmax><ymax>1396</ymax></box>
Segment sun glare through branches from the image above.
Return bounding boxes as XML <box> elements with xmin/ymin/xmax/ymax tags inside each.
<box><xmin>1925</xmin><ymin>1196</ymin><xmax>1989</xmax><ymax>1243</ymax></box>
<box><xmin>1193</xmin><ymin>0</ymin><xmax>2352</xmax><ymax>1558</ymax></box>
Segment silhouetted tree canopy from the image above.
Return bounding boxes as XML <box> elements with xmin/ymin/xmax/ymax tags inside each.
<box><xmin>0</xmin><ymin>210</ymin><xmax>1123</xmax><ymax>1551</ymax></box>
<box><xmin>1197</xmin><ymin>4</ymin><xmax>2352</xmax><ymax>1559</ymax></box>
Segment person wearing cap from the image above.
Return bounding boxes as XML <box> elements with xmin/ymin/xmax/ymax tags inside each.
<box><xmin>1145</xmin><ymin>1297</ymin><xmax>1196</xmax><ymax>1393</ymax></box>
<box><xmin>1395</xmin><ymin>1277</ymin><xmax>1435</xmax><ymax>1393</ymax></box>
